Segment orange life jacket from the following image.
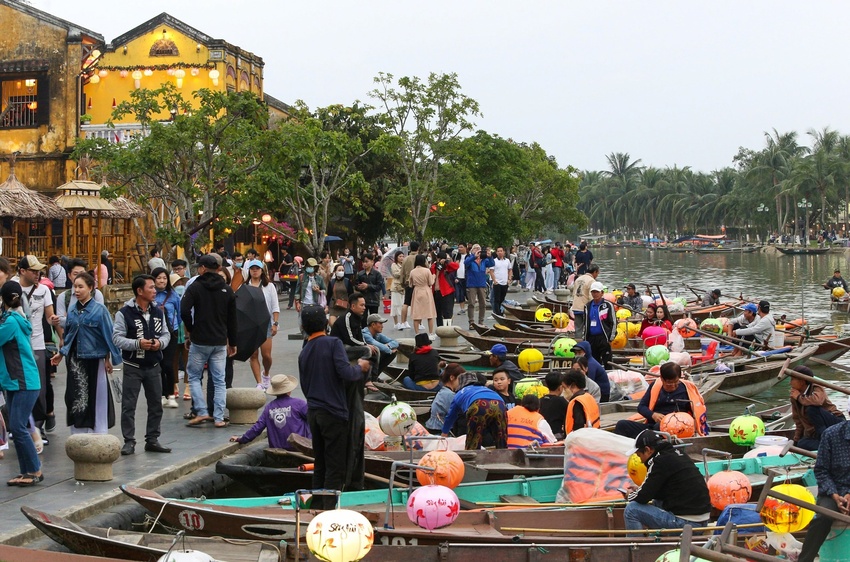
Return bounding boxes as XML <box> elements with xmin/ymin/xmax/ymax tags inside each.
<box><xmin>565</xmin><ymin>392</ymin><xmax>601</xmax><ymax>434</ymax></box>
<box><xmin>506</xmin><ymin>407</ymin><xmax>546</xmax><ymax>449</ymax></box>
<box><xmin>628</xmin><ymin>379</ymin><xmax>708</xmax><ymax>436</ymax></box>
<box><xmin>562</xmin><ymin>445</ymin><xmax>632</xmax><ymax>504</ymax></box>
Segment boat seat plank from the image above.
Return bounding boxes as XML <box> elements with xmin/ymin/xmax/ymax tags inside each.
<box><xmin>499</xmin><ymin>495</ymin><xmax>539</xmax><ymax>504</ymax></box>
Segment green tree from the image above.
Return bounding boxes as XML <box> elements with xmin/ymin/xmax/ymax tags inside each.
<box><xmin>73</xmin><ymin>83</ymin><xmax>268</xmax><ymax>263</ymax></box>
<box><xmin>370</xmin><ymin>72</ymin><xmax>481</xmax><ymax>241</ymax></box>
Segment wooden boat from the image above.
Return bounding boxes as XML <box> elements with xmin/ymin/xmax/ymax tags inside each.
<box><xmin>831</xmin><ymin>299</ymin><xmax>850</xmax><ymax>313</ymax></box>
<box><xmin>697</xmin><ymin>245</ymin><xmax>761</xmax><ymax>254</ymax></box>
<box><xmin>373</xmin><ymin>381</ymin><xmax>437</xmax><ymax>402</ymax></box>
<box><xmin>364</xmin><ymin>397</ymin><xmax>432</xmax><ymax>422</ymax></box>
<box><xmin>501</xmin><ymin>302</ymin><xmax>538</xmax><ymax>322</ymax></box>
<box><xmin>775</xmin><ymin>247</ymin><xmax>830</xmax><ymax>255</ymax></box>
<box><xmin>363</xmin><ymin>542</ymin><xmax>680</xmax><ymax>562</ymax></box>
<box><xmin>21</xmin><ymin>506</ymin><xmax>281</xmax><ymax>562</ymax></box>
<box><xmin>121</xmin><ymin>453</ymin><xmax>812</xmax><ymax>542</ymax></box>
<box><xmin>0</xmin><ymin>544</ymin><xmax>128</xmax><ymax>562</ymax></box>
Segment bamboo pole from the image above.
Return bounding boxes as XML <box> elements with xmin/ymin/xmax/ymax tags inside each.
<box><xmin>499</xmin><ymin>522</ymin><xmax>767</xmax><ymax>535</ymax></box>
<box><xmin>780</xmin><ymin>367</ymin><xmax>850</xmax><ymax>396</ymax></box>
<box><xmin>692</xmin><ymin>326</ymin><xmax>760</xmax><ymax>357</ymax></box>
<box><xmin>809</xmin><ymin>356</ymin><xmax>850</xmax><ymax>374</ymax></box>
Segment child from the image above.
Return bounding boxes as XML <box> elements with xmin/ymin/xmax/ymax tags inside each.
<box><xmin>491</xmin><ymin>368</ymin><xmax>516</xmax><ymax>410</ymax></box>
<box><xmin>230</xmin><ymin>375</ymin><xmax>310</xmax><ymax>450</ymax></box>
<box><xmin>539</xmin><ymin>371</ymin><xmax>568</xmax><ymax>438</ymax></box>
<box><xmin>506</xmin><ymin>394</ymin><xmax>557</xmax><ymax>448</ymax></box>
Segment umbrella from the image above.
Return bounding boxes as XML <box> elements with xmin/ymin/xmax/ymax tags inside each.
<box><xmin>232</xmin><ymin>284</ymin><xmax>271</xmax><ymax>361</ymax></box>
<box><xmin>379</xmin><ymin>247</ymin><xmax>408</xmax><ymax>278</ymax></box>
<box><xmin>324</xmin><ymin>235</ymin><xmax>343</xmax><ymax>242</ymax></box>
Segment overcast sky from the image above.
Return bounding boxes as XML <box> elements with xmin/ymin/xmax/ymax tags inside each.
<box><xmin>31</xmin><ymin>1</ymin><xmax>850</xmax><ymax>173</ymax></box>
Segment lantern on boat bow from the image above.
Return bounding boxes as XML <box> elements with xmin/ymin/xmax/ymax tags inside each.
<box><xmin>406</xmin><ymin>484</ymin><xmax>460</xmax><ymax>530</ymax></box>
<box><xmin>306</xmin><ymin>509</ymin><xmax>374</xmax><ymax>562</ymax></box>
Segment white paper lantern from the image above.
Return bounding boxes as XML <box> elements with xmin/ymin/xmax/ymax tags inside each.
<box><xmin>306</xmin><ymin>509</ymin><xmax>373</xmax><ymax>562</ymax></box>
<box><xmin>156</xmin><ymin>550</ymin><xmax>214</xmax><ymax>562</ymax></box>
<box><xmin>378</xmin><ymin>400</ymin><xmax>417</xmax><ymax>436</ymax></box>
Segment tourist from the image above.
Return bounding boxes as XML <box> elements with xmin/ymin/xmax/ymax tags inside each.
<box><xmin>571</xmin><ymin>356</ymin><xmax>603</xmax><ymax>401</ymax></box>
<box><xmin>241</xmin><ymin>248</ymin><xmax>259</xmax><ymax>279</ymax></box>
<box><xmin>540</xmin><ymin>371</ymin><xmax>568</xmax><ymax>437</ymax></box>
<box><xmin>328</xmin><ymin>263</ymin><xmax>353</xmax><ymax>326</ymax></box>
<box><xmin>53</xmin><ymin>259</ymin><xmax>105</xmax><ymax>331</ymax></box>
<box><xmin>287</xmin><ymin>256</ymin><xmax>301</xmax><ymax>310</ymax></box>
<box><xmin>432</xmin><ymin>251</ymin><xmax>458</xmax><ymax>326</ymax></box>
<box><xmin>653</xmin><ymin>305</ymin><xmax>673</xmax><ymax>332</ymax></box>
<box><xmin>98</xmin><ymin>251</ymin><xmax>112</xmax><ymax>287</ymax></box>
<box><xmin>491</xmin><ymin>368</ymin><xmax>516</xmax><ymax>410</ymax></box>
<box><xmin>112</xmin><ymin>274</ymin><xmax>171</xmax><ymax>456</ymax></box>
<box><xmin>245</xmin><ymin>259</ymin><xmax>280</xmax><ymax>390</ymax></box>
<box><xmin>340</xmin><ymin>247</ymin><xmax>356</xmax><ymax>282</ymax></box>
<box><xmin>0</xmin><ymin>281</ymin><xmax>43</xmax><ymax>486</ymax></box>
<box><xmin>618</xmin><ymin>283</ymin><xmax>644</xmax><ymax>314</ymax></box>
<box><xmin>409</xmin><ymin>254</ymin><xmax>437</xmax><ymax>339</ymax></box>
<box><xmin>181</xmin><ymin>254</ymin><xmax>238</xmax><ymax>428</ymax></box>
<box><xmin>614</xmin><ymin>363</ymin><xmax>708</xmax><ymax>438</ymax></box>
<box><xmin>318</xmin><ymin>250</ymin><xmax>333</xmax><ymax>288</ymax></box>
<box><xmin>570</xmin><ymin>264</ymin><xmax>599</xmax><ymax>340</ymax></box>
<box><xmin>563</xmin><ymin>369</ymin><xmax>600</xmax><ymax>435</ymax></box>
<box><xmin>441</xmin><ymin>371</ymin><xmax>508</xmax><ymax>449</ymax></box>
<box><xmin>147</xmin><ymin>248</ymin><xmax>167</xmax><ymax>273</ymax></box>
<box><xmin>530</xmin><ymin>242</ymin><xmax>545</xmax><ymax>292</ymax></box>
<box><xmin>47</xmin><ymin>256</ymin><xmax>67</xmax><ymax>289</ymax></box>
<box><xmin>454</xmin><ymin>244</ymin><xmax>467</xmax><ymax>315</ymax></box>
<box><xmin>399</xmin><ymin>241</ymin><xmax>420</xmax><ymax>329</ymax></box>
<box><xmin>488</xmin><ymin>343</ymin><xmax>522</xmax><ymax>381</ymax></box>
<box><xmin>151</xmin><ymin>267</ymin><xmax>181</xmax><ymax>408</ymax></box>
<box><xmin>581</xmin><ymin>282</ymin><xmax>616</xmax><ymax>372</ymax></box>
<box><xmin>524</xmin><ymin>243</ymin><xmax>537</xmax><ymax>291</ymax></box>
<box><xmin>426</xmin><ymin>363</ymin><xmax>463</xmax><ymax>435</ymax></box>
<box><xmin>403</xmin><ymin>332</ymin><xmax>442</xmax><ymax>391</ymax></box>
<box><xmin>230</xmin><ymin>375</ymin><xmax>310</xmax><ymax>450</ymax></box>
<box><xmin>623</xmin><ymin>430</ymin><xmax>711</xmax><ymax>534</ymax></box>
<box><xmin>489</xmin><ymin>246</ymin><xmax>512</xmax><ymax>316</ymax></box>
<box><xmin>573</xmin><ymin>241</ymin><xmax>593</xmax><ymax>276</ymax></box>
<box><xmin>506</xmin><ymin>394</ymin><xmax>557</xmax><ymax>448</ymax></box>
<box><xmin>542</xmin><ymin>245</ymin><xmax>555</xmax><ymax>293</ymax></box>
<box><xmin>299</xmin><ymin>304</ymin><xmax>370</xmax><ymax>507</ymax></box>
<box><xmin>638</xmin><ymin>303</ymin><xmax>658</xmax><ymax>335</ymax></box>
<box><xmin>790</xmin><ymin>366</ymin><xmax>845</xmax><ymax>451</ymax></box>
<box><xmin>550</xmin><ymin>242</ymin><xmax>565</xmax><ymax>291</ymax></box>
<box><xmin>390</xmin><ymin>252</ymin><xmax>405</xmax><ymax>329</ymax></box>
<box><xmin>464</xmin><ymin>244</ymin><xmax>489</xmax><ymax>326</ymax></box>
<box><xmin>294</xmin><ymin>257</ymin><xmax>326</xmax><ymax>316</ymax></box>
<box><xmin>171</xmin><ymin>259</ymin><xmax>189</xmax><ymax>280</ymax></box>
<box><xmin>354</xmin><ymin>253</ymin><xmax>385</xmax><ymax>316</ymax></box>
<box><xmin>824</xmin><ymin>269</ymin><xmax>849</xmax><ymax>299</ymax></box>
<box><xmin>51</xmin><ymin>272</ymin><xmax>122</xmax><ymax>434</ymax></box>
<box><xmin>362</xmin><ymin>313</ymin><xmax>398</xmax><ymax>375</ymax></box>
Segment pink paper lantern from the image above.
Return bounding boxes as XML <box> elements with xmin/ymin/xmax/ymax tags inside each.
<box><xmin>641</xmin><ymin>326</ymin><xmax>667</xmax><ymax>347</ymax></box>
<box><xmin>406</xmin><ymin>485</ymin><xmax>460</xmax><ymax>530</ymax></box>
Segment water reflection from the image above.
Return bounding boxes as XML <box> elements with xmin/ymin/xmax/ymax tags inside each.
<box><xmin>593</xmin><ymin>248</ymin><xmax>850</xmax><ymax>418</ymax></box>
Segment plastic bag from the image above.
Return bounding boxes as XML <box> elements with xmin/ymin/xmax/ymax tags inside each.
<box><xmin>607</xmin><ymin>369</ymin><xmax>648</xmax><ymax>397</ymax></box>
<box><xmin>668</xmin><ymin>328</ymin><xmax>685</xmax><ymax>353</ymax></box>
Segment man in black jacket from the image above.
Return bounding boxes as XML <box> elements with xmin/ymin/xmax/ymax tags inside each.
<box><xmin>354</xmin><ymin>253</ymin><xmax>385</xmax><ymax>316</ymax></box>
<box><xmin>181</xmin><ymin>254</ymin><xmax>237</xmax><ymax>428</ymax></box>
<box><xmin>112</xmin><ymin>275</ymin><xmax>171</xmax><ymax>455</ymax></box>
<box><xmin>583</xmin><ymin>281</ymin><xmax>616</xmax><ymax>368</ymax></box>
<box><xmin>624</xmin><ymin>430</ymin><xmax>711</xmax><ymax>534</ymax></box>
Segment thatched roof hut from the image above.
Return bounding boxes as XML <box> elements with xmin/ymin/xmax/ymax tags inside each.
<box><xmin>0</xmin><ymin>165</ymin><xmax>68</xmax><ymax>220</ymax></box>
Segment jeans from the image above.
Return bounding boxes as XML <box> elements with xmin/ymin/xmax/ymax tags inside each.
<box><xmin>552</xmin><ymin>266</ymin><xmax>562</xmax><ymax>288</ymax></box>
<box><xmin>798</xmin><ymin>495</ymin><xmax>841</xmax><ymax>562</ymax></box>
<box><xmin>187</xmin><ymin>344</ymin><xmax>227</xmax><ymax>421</ymax></box>
<box><xmin>402</xmin><ymin>376</ymin><xmax>442</xmax><ymax>392</ymax></box>
<box><xmin>7</xmin><ymin>389</ymin><xmax>41</xmax><ymax>475</ymax></box>
<box><xmin>121</xmin><ymin>364</ymin><xmax>163</xmax><ymax>445</ymax></box>
<box><xmin>624</xmin><ymin>501</ymin><xmax>706</xmax><ymax>534</ymax></box>
<box><xmin>493</xmin><ymin>284</ymin><xmax>508</xmax><ymax>316</ymax></box>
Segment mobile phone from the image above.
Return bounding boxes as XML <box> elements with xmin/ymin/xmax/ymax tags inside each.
<box><xmin>617</xmin><ymin>487</ymin><xmax>629</xmax><ymax>497</ymax></box>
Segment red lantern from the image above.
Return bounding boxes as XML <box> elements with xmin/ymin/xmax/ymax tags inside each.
<box><xmin>659</xmin><ymin>412</ymin><xmax>695</xmax><ymax>438</ymax></box>
<box><xmin>707</xmin><ymin>470</ymin><xmax>752</xmax><ymax>510</ymax></box>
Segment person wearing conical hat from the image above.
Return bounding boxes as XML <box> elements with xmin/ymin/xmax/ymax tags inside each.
<box><xmin>230</xmin><ymin>375</ymin><xmax>310</xmax><ymax>450</ymax></box>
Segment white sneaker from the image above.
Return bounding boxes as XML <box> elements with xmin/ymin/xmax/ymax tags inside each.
<box><xmin>403</xmin><ymin>322</ymin><xmax>411</xmax><ymax>329</ymax></box>
<box><xmin>428</xmin><ymin>333</ymin><xmax>437</xmax><ymax>341</ymax></box>
<box><xmin>161</xmin><ymin>396</ymin><xmax>168</xmax><ymax>406</ymax></box>
<box><xmin>166</xmin><ymin>397</ymin><xmax>179</xmax><ymax>408</ymax></box>
<box><xmin>261</xmin><ymin>374</ymin><xmax>271</xmax><ymax>389</ymax></box>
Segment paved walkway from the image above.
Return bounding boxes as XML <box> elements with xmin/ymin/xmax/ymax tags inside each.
<box><xmin>0</xmin><ymin>294</ymin><xmax>493</xmax><ymax>543</ymax></box>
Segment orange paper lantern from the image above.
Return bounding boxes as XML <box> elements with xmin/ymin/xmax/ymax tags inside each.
<box><xmin>416</xmin><ymin>449</ymin><xmax>465</xmax><ymax>489</ymax></box>
<box><xmin>707</xmin><ymin>470</ymin><xmax>752</xmax><ymax>510</ymax></box>
<box><xmin>659</xmin><ymin>412</ymin><xmax>695</xmax><ymax>438</ymax></box>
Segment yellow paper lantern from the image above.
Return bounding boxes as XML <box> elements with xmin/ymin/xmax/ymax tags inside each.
<box><xmin>627</xmin><ymin>322</ymin><xmax>641</xmax><ymax>337</ymax></box>
<box><xmin>535</xmin><ymin>307</ymin><xmax>552</xmax><ymax>322</ymax></box>
<box><xmin>551</xmin><ymin>312</ymin><xmax>570</xmax><ymax>329</ymax></box>
<box><xmin>306</xmin><ymin>509</ymin><xmax>374</xmax><ymax>562</ymax></box>
<box><xmin>759</xmin><ymin>484</ymin><xmax>816</xmax><ymax>533</ymax></box>
<box><xmin>518</xmin><ymin>348</ymin><xmax>545</xmax><ymax>373</ymax></box>
<box><xmin>616</xmin><ymin>308</ymin><xmax>631</xmax><ymax>320</ymax></box>
<box><xmin>611</xmin><ymin>329</ymin><xmax>627</xmax><ymax>349</ymax></box>
<box><xmin>833</xmin><ymin>287</ymin><xmax>846</xmax><ymax>299</ymax></box>
<box><xmin>627</xmin><ymin>453</ymin><xmax>646</xmax><ymax>485</ymax></box>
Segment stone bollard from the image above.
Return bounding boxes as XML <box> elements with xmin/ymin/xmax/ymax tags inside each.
<box><xmin>435</xmin><ymin>325</ymin><xmax>459</xmax><ymax>347</ymax></box>
<box><xmin>65</xmin><ymin>434</ymin><xmax>121</xmax><ymax>481</ymax></box>
<box><xmin>226</xmin><ymin>388</ymin><xmax>267</xmax><ymax>424</ymax></box>
<box><xmin>554</xmin><ymin>288</ymin><xmax>570</xmax><ymax>302</ymax></box>
<box><xmin>526</xmin><ymin>298</ymin><xmax>537</xmax><ymax>307</ymax></box>
<box><xmin>396</xmin><ymin>338</ymin><xmax>415</xmax><ymax>365</ymax></box>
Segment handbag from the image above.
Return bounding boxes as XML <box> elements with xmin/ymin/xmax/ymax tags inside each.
<box><xmin>317</xmin><ymin>291</ymin><xmax>327</xmax><ymax>308</ymax></box>
<box><xmin>335</xmin><ymin>298</ymin><xmax>349</xmax><ymax>309</ymax></box>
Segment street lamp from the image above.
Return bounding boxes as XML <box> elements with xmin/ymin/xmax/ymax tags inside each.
<box><xmin>797</xmin><ymin>198</ymin><xmax>812</xmax><ymax>246</ymax></box>
<box><xmin>756</xmin><ymin>204</ymin><xmax>769</xmax><ymax>243</ymax></box>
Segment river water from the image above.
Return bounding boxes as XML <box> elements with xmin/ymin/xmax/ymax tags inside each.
<box><xmin>591</xmin><ymin>247</ymin><xmax>850</xmax><ymax>419</ymax></box>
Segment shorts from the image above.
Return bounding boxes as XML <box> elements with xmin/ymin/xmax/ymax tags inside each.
<box><xmin>404</xmin><ymin>286</ymin><xmax>413</xmax><ymax>307</ymax></box>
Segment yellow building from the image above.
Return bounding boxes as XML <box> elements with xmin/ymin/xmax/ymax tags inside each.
<box><xmin>0</xmin><ymin>0</ymin><xmax>103</xmax><ymax>192</ymax></box>
<box><xmin>84</xmin><ymin>12</ymin><xmax>289</xmax><ymax>136</ymax></box>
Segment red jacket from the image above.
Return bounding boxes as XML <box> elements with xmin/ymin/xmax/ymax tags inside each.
<box><xmin>550</xmin><ymin>247</ymin><xmax>564</xmax><ymax>268</ymax></box>
<box><xmin>431</xmin><ymin>261</ymin><xmax>459</xmax><ymax>297</ymax></box>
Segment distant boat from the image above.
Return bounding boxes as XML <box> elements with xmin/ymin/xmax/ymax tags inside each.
<box><xmin>698</xmin><ymin>245</ymin><xmax>762</xmax><ymax>254</ymax></box>
<box><xmin>775</xmin><ymin>247</ymin><xmax>830</xmax><ymax>255</ymax></box>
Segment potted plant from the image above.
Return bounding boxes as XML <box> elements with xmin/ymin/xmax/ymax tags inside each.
<box><xmin>80</xmin><ymin>113</ymin><xmax>93</xmax><ymax>125</ymax></box>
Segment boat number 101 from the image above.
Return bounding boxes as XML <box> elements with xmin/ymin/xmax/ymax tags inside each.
<box><xmin>379</xmin><ymin>537</ymin><xmax>419</xmax><ymax>545</ymax></box>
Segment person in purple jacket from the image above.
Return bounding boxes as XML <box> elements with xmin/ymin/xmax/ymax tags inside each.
<box><xmin>229</xmin><ymin>374</ymin><xmax>310</xmax><ymax>449</ymax></box>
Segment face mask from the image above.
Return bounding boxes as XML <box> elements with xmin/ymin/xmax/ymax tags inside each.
<box><xmin>336</xmin><ymin>271</ymin><xmax>345</xmax><ymax>278</ymax></box>
<box><xmin>234</xmin><ymin>260</ymin><xmax>243</xmax><ymax>267</ymax></box>
<box><xmin>306</xmin><ymin>267</ymin><xmax>315</xmax><ymax>274</ymax></box>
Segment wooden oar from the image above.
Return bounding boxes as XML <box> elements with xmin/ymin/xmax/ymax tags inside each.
<box><xmin>692</xmin><ymin>326</ymin><xmax>760</xmax><ymax>357</ymax></box>
<box><xmin>810</xmin><ymin>356</ymin><xmax>850</xmax><ymax>374</ymax></box>
<box><xmin>712</xmin><ymin>388</ymin><xmax>769</xmax><ymax>405</ymax></box>
<box><xmin>780</xmin><ymin>366</ymin><xmax>850</xmax><ymax>396</ymax></box>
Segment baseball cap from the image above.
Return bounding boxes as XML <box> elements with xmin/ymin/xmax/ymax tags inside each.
<box><xmin>590</xmin><ymin>281</ymin><xmax>604</xmax><ymax>293</ymax></box>
<box><xmin>245</xmin><ymin>259</ymin><xmax>264</xmax><ymax>269</ymax></box>
<box><xmin>742</xmin><ymin>303</ymin><xmax>758</xmax><ymax>314</ymax></box>
<box><xmin>759</xmin><ymin>300</ymin><xmax>770</xmax><ymax>313</ymax></box>
<box><xmin>625</xmin><ymin>283</ymin><xmax>636</xmax><ymax>290</ymax></box>
<box><xmin>366</xmin><ymin>313</ymin><xmax>388</xmax><ymax>324</ymax></box>
<box><xmin>627</xmin><ymin>429</ymin><xmax>666</xmax><ymax>456</ymax></box>
<box><xmin>0</xmin><ymin>280</ymin><xmax>23</xmax><ymax>303</ymax></box>
<box><xmin>711</xmin><ymin>289</ymin><xmax>722</xmax><ymax>297</ymax></box>
<box><xmin>18</xmin><ymin>255</ymin><xmax>46</xmax><ymax>271</ymax></box>
<box><xmin>198</xmin><ymin>254</ymin><xmax>220</xmax><ymax>269</ymax></box>
<box><xmin>301</xmin><ymin>304</ymin><xmax>327</xmax><ymax>334</ymax></box>
<box><xmin>489</xmin><ymin>343</ymin><xmax>508</xmax><ymax>357</ymax></box>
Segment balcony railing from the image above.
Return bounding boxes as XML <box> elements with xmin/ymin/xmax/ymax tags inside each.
<box><xmin>81</xmin><ymin>123</ymin><xmax>154</xmax><ymax>144</ymax></box>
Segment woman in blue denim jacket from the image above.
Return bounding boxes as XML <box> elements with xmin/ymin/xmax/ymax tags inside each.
<box><xmin>50</xmin><ymin>272</ymin><xmax>121</xmax><ymax>434</ymax></box>
<box><xmin>152</xmin><ymin>267</ymin><xmax>181</xmax><ymax>406</ymax></box>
